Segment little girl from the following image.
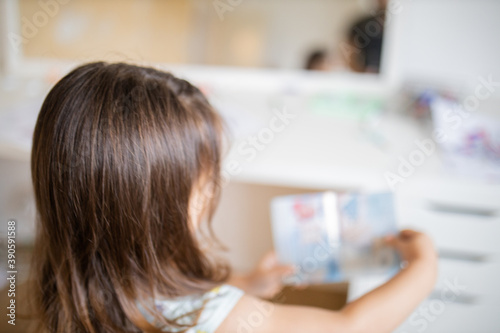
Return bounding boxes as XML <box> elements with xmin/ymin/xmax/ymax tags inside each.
<box><xmin>30</xmin><ymin>62</ymin><xmax>437</xmax><ymax>333</ymax></box>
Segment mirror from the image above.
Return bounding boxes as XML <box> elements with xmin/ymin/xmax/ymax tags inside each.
<box><xmin>16</xmin><ymin>0</ymin><xmax>388</xmax><ymax>73</ymax></box>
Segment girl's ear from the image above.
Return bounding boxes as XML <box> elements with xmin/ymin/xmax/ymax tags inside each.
<box><xmin>189</xmin><ymin>170</ymin><xmax>220</xmax><ymax>229</ymax></box>
<box><xmin>189</xmin><ymin>187</ymin><xmax>204</xmax><ymax>230</ymax></box>
<box><xmin>189</xmin><ymin>179</ymin><xmax>210</xmax><ymax>230</ymax></box>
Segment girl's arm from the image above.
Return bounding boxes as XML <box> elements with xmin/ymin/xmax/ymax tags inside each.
<box><xmin>218</xmin><ymin>230</ymin><xmax>438</xmax><ymax>333</ymax></box>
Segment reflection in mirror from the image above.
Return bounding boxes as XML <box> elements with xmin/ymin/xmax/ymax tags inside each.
<box><xmin>17</xmin><ymin>0</ymin><xmax>387</xmax><ymax>74</ymax></box>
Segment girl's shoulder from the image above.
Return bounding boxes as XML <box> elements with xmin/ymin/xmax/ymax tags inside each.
<box><xmin>146</xmin><ymin>284</ymin><xmax>244</xmax><ymax>333</ymax></box>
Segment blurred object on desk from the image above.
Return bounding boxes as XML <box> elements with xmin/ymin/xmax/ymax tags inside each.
<box><xmin>431</xmin><ymin>96</ymin><xmax>500</xmax><ymax>182</ymax></box>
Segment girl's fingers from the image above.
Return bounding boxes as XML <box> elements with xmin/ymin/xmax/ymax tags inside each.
<box><xmin>259</xmin><ymin>251</ymin><xmax>279</xmax><ymax>270</ymax></box>
<box><xmin>385</xmin><ymin>229</ymin><xmax>419</xmax><ymax>246</ymax></box>
<box><xmin>384</xmin><ymin>234</ymin><xmax>404</xmax><ymax>251</ymax></box>
<box><xmin>400</xmin><ymin>229</ymin><xmax>419</xmax><ymax>239</ymax></box>
<box><xmin>273</xmin><ymin>265</ymin><xmax>295</xmax><ymax>277</ymax></box>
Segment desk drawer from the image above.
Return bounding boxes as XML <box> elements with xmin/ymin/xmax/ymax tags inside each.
<box><xmin>436</xmin><ymin>259</ymin><xmax>500</xmax><ymax>306</ymax></box>
<box><xmin>396</xmin><ymin>193</ymin><xmax>500</xmax><ymax>256</ymax></box>
<box><xmin>395</xmin><ymin>302</ymin><xmax>500</xmax><ymax>333</ymax></box>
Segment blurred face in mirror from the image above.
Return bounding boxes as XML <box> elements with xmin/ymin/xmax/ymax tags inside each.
<box><xmin>305</xmin><ymin>51</ymin><xmax>333</xmax><ymax>71</ymax></box>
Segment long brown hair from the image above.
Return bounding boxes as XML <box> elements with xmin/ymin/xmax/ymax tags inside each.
<box><xmin>30</xmin><ymin>62</ymin><xmax>229</xmax><ymax>332</ymax></box>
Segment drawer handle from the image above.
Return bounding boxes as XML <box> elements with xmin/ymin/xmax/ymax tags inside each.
<box><xmin>438</xmin><ymin>249</ymin><xmax>490</xmax><ymax>263</ymax></box>
<box><xmin>427</xmin><ymin>202</ymin><xmax>498</xmax><ymax>217</ymax></box>
<box><xmin>428</xmin><ymin>289</ymin><xmax>478</xmax><ymax>305</ymax></box>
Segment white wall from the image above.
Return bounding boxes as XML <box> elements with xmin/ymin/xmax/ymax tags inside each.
<box><xmin>392</xmin><ymin>0</ymin><xmax>500</xmax><ymax>91</ymax></box>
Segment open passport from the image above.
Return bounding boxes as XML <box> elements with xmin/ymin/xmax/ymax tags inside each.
<box><xmin>271</xmin><ymin>192</ymin><xmax>400</xmax><ymax>284</ymax></box>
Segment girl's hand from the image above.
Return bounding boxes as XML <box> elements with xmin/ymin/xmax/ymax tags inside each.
<box><xmin>229</xmin><ymin>251</ymin><xmax>295</xmax><ymax>299</ymax></box>
<box><xmin>385</xmin><ymin>229</ymin><xmax>438</xmax><ymax>268</ymax></box>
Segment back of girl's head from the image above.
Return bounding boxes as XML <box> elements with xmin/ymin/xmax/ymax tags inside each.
<box><xmin>30</xmin><ymin>62</ymin><xmax>228</xmax><ymax>332</ymax></box>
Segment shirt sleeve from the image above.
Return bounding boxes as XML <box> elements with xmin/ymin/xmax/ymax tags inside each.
<box><xmin>194</xmin><ymin>284</ymin><xmax>244</xmax><ymax>333</ymax></box>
